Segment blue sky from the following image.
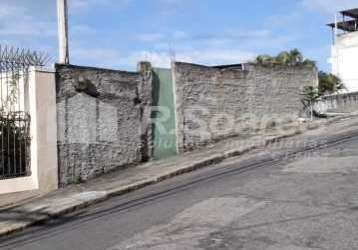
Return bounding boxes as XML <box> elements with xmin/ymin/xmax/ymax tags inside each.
<box><xmin>0</xmin><ymin>0</ymin><xmax>357</xmax><ymax>71</ymax></box>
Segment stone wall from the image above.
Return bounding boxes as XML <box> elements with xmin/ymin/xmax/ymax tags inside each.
<box><xmin>56</xmin><ymin>63</ymin><xmax>152</xmax><ymax>186</ymax></box>
<box><xmin>315</xmin><ymin>91</ymin><xmax>358</xmax><ymax>114</ymax></box>
<box><xmin>173</xmin><ymin>62</ymin><xmax>318</xmax><ymax>152</ymax></box>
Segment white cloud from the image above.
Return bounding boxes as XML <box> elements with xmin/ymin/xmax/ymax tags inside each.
<box><xmin>160</xmin><ymin>0</ymin><xmax>185</xmax><ymax>3</ymax></box>
<box><xmin>136</xmin><ymin>33</ymin><xmax>166</xmax><ymax>43</ymax></box>
<box><xmin>126</xmin><ymin>50</ymin><xmax>189</xmax><ymax>68</ymax></box>
<box><xmin>0</xmin><ymin>21</ymin><xmax>55</xmax><ymax>37</ymax></box>
<box><xmin>70</xmin><ymin>0</ymin><xmax>131</xmax><ymax>11</ymax></box>
<box><xmin>136</xmin><ymin>31</ymin><xmax>188</xmax><ymax>43</ymax></box>
<box><xmin>157</xmin><ymin>0</ymin><xmax>193</xmax><ymax>14</ymax></box>
<box><xmin>70</xmin><ymin>0</ymin><xmax>113</xmax><ymax>9</ymax></box>
<box><xmin>158</xmin><ymin>0</ymin><xmax>189</xmax><ymax>5</ymax></box>
<box><xmin>0</xmin><ymin>2</ymin><xmax>55</xmax><ymax>38</ymax></box>
<box><xmin>71</xmin><ymin>24</ymin><xmax>96</xmax><ymax>36</ymax></box>
<box><xmin>0</xmin><ymin>4</ymin><xmax>25</xmax><ymax>19</ymax></box>
<box><xmin>301</xmin><ymin>0</ymin><xmax>358</xmax><ymax>14</ymax></box>
<box><xmin>136</xmin><ymin>29</ymin><xmax>275</xmax><ymax>49</ymax></box>
<box><xmin>172</xmin><ymin>31</ymin><xmax>187</xmax><ymax>40</ymax></box>
<box><xmin>129</xmin><ymin>28</ymin><xmax>295</xmax><ymax>69</ymax></box>
<box><xmin>126</xmin><ymin>49</ymin><xmax>256</xmax><ymax>68</ymax></box>
<box><xmin>72</xmin><ymin>47</ymin><xmax>122</xmax><ymax>68</ymax></box>
<box><xmin>186</xmin><ymin>49</ymin><xmax>255</xmax><ymax>66</ymax></box>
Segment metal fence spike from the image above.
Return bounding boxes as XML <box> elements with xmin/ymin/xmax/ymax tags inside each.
<box><xmin>0</xmin><ymin>45</ymin><xmax>50</xmax><ymax>69</ymax></box>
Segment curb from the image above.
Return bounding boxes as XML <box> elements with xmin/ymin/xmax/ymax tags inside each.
<box><xmin>1</xmin><ymin>115</ymin><xmax>352</xmax><ymax>238</ymax></box>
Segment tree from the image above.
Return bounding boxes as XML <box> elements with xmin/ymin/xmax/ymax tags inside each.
<box><xmin>254</xmin><ymin>49</ymin><xmax>316</xmax><ymax>67</ymax></box>
<box><xmin>289</xmin><ymin>49</ymin><xmax>303</xmax><ymax>65</ymax></box>
<box><xmin>256</xmin><ymin>55</ymin><xmax>274</xmax><ymax>65</ymax></box>
<box><xmin>318</xmin><ymin>71</ymin><xmax>344</xmax><ymax>95</ymax></box>
<box><xmin>301</xmin><ymin>86</ymin><xmax>320</xmax><ymax>121</ymax></box>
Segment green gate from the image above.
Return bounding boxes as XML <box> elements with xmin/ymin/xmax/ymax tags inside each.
<box><xmin>152</xmin><ymin>68</ymin><xmax>177</xmax><ymax>160</ymax></box>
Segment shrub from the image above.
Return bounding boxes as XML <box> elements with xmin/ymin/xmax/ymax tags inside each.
<box><xmin>318</xmin><ymin>71</ymin><xmax>345</xmax><ymax>95</ymax></box>
<box><xmin>0</xmin><ymin>113</ymin><xmax>30</xmax><ymax>178</ymax></box>
<box><xmin>254</xmin><ymin>49</ymin><xmax>316</xmax><ymax>67</ymax></box>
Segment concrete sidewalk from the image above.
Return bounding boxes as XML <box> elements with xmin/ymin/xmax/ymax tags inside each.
<box><xmin>0</xmin><ymin>116</ymin><xmax>353</xmax><ymax>237</ymax></box>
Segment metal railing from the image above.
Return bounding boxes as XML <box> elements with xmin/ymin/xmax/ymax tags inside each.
<box><xmin>0</xmin><ymin>45</ymin><xmax>49</xmax><ymax>180</ymax></box>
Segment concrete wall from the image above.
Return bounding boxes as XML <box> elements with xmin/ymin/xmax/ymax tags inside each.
<box><xmin>315</xmin><ymin>91</ymin><xmax>358</xmax><ymax>114</ymax></box>
<box><xmin>330</xmin><ymin>31</ymin><xmax>358</xmax><ymax>92</ymax></box>
<box><xmin>173</xmin><ymin>62</ymin><xmax>318</xmax><ymax>152</ymax></box>
<box><xmin>0</xmin><ymin>68</ymin><xmax>58</xmax><ymax>195</ymax></box>
<box><xmin>56</xmin><ymin>63</ymin><xmax>152</xmax><ymax>186</ymax></box>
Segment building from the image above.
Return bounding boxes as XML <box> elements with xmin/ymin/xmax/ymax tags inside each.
<box><xmin>328</xmin><ymin>8</ymin><xmax>358</xmax><ymax>92</ymax></box>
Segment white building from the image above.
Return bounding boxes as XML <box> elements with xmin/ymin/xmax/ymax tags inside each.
<box><xmin>328</xmin><ymin>8</ymin><xmax>358</xmax><ymax>92</ymax></box>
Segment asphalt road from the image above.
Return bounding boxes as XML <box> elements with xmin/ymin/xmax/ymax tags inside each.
<box><xmin>1</xmin><ymin>124</ymin><xmax>358</xmax><ymax>250</ymax></box>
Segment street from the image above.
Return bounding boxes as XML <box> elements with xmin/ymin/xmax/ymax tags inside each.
<box><xmin>1</xmin><ymin>123</ymin><xmax>358</xmax><ymax>250</ymax></box>
<box><xmin>0</xmin><ymin>1</ymin><xmax>358</xmax><ymax>249</ymax></box>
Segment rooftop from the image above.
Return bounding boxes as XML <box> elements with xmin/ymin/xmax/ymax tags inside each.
<box><xmin>327</xmin><ymin>8</ymin><xmax>358</xmax><ymax>32</ymax></box>
<box><xmin>341</xmin><ymin>8</ymin><xmax>358</xmax><ymax>19</ymax></box>
<box><xmin>327</xmin><ymin>19</ymin><xmax>358</xmax><ymax>32</ymax></box>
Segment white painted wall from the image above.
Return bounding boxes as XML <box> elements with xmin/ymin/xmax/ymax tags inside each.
<box><xmin>0</xmin><ymin>68</ymin><xmax>58</xmax><ymax>195</ymax></box>
<box><xmin>330</xmin><ymin>31</ymin><xmax>358</xmax><ymax>92</ymax></box>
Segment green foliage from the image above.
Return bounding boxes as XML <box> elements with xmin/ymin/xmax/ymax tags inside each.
<box><xmin>0</xmin><ymin>73</ymin><xmax>19</xmax><ymax>117</ymax></box>
<box><xmin>0</xmin><ymin>114</ymin><xmax>30</xmax><ymax>177</ymax></box>
<box><xmin>301</xmin><ymin>86</ymin><xmax>320</xmax><ymax>105</ymax></box>
<box><xmin>301</xmin><ymin>72</ymin><xmax>344</xmax><ymax>119</ymax></box>
<box><xmin>318</xmin><ymin>71</ymin><xmax>344</xmax><ymax>95</ymax></box>
<box><xmin>255</xmin><ymin>49</ymin><xmax>316</xmax><ymax>67</ymax></box>
<box><xmin>301</xmin><ymin>86</ymin><xmax>320</xmax><ymax>120</ymax></box>
<box><xmin>0</xmin><ymin>74</ymin><xmax>30</xmax><ymax>177</ymax></box>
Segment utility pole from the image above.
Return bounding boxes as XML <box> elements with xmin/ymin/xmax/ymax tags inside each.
<box><xmin>57</xmin><ymin>0</ymin><xmax>70</xmax><ymax>64</ymax></box>
<box><xmin>334</xmin><ymin>13</ymin><xmax>338</xmax><ymax>45</ymax></box>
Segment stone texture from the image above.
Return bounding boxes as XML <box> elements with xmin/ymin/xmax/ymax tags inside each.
<box><xmin>315</xmin><ymin>92</ymin><xmax>358</xmax><ymax>114</ymax></box>
<box><xmin>173</xmin><ymin>62</ymin><xmax>318</xmax><ymax>152</ymax></box>
<box><xmin>55</xmin><ymin>64</ymin><xmax>152</xmax><ymax>186</ymax></box>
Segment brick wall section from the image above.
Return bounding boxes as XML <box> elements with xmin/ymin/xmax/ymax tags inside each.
<box><xmin>173</xmin><ymin>62</ymin><xmax>318</xmax><ymax>152</ymax></box>
<box><xmin>315</xmin><ymin>92</ymin><xmax>358</xmax><ymax>113</ymax></box>
<box><xmin>56</xmin><ymin>64</ymin><xmax>152</xmax><ymax>186</ymax></box>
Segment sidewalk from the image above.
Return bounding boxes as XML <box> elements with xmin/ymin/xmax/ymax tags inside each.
<box><xmin>0</xmin><ymin>116</ymin><xmax>354</xmax><ymax>237</ymax></box>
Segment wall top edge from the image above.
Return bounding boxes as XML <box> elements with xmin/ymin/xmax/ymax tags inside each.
<box><xmin>55</xmin><ymin>63</ymin><xmax>140</xmax><ymax>76</ymax></box>
<box><xmin>30</xmin><ymin>65</ymin><xmax>56</xmax><ymax>73</ymax></box>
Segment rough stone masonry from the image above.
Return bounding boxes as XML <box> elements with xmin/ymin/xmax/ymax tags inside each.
<box><xmin>55</xmin><ymin>61</ymin><xmax>317</xmax><ymax>185</ymax></box>
<box><xmin>55</xmin><ymin>64</ymin><xmax>152</xmax><ymax>186</ymax></box>
<box><xmin>173</xmin><ymin>62</ymin><xmax>318</xmax><ymax>152</ymax></box>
